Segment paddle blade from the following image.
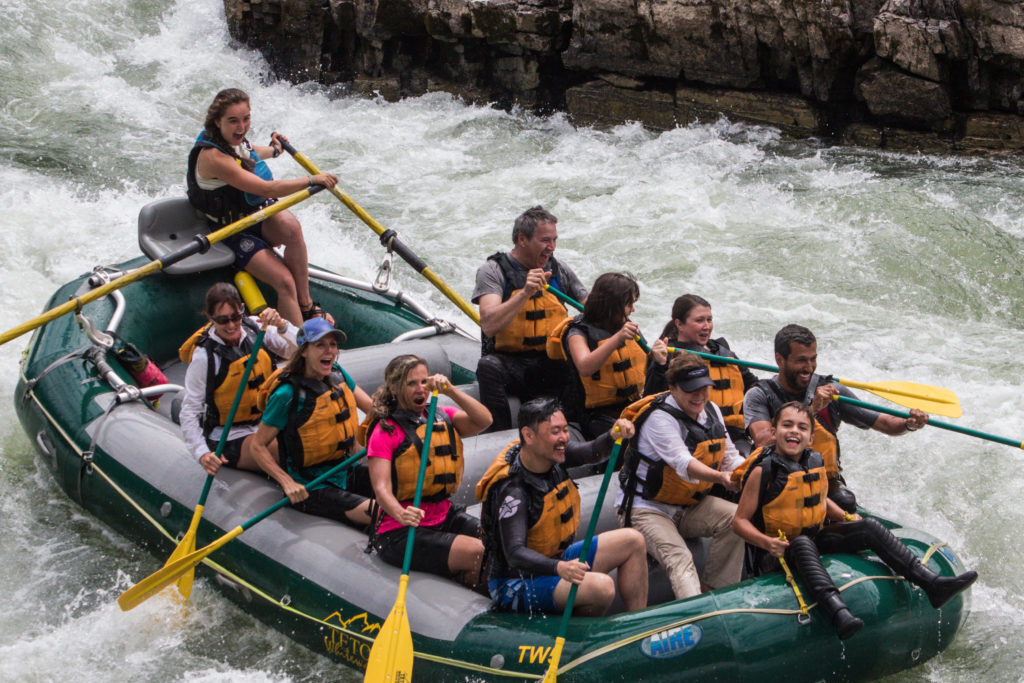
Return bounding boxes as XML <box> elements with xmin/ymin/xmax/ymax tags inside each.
<box><xmin>364</xmin><ymin>575</ymin><xmax>413</xmax><ymax>682</ymax></box>
<box><xmin>118</xmin><ymin>526</ymin><xmax>243</xmax><ymax>611</ymax></box>
<box><xmin>542</xmin><ymin>636</ymin><xmax>566</xmax><ymax>683</ymax></box>
<box><xmin>838</xmin><ymin>378</ymin><xmax>962</xmax><ymax>418</ymax></box>
<box><xmin>165</xmin><ymin>504</ymin><xmax>204</xmax><ymax>600</ymax></box>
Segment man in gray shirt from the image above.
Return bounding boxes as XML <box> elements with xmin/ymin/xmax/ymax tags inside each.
<box><xmin>471</xmin><ymin>206</ymin><xmax>589</xmax><ymax>431</ymax></box>
<box><xmin>743</xmin><ymin>324</ymin><xmax>928</xmax><ymax>511</ymax></box>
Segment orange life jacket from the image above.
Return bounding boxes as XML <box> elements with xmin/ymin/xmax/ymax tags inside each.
<box><xmin>367</xmin><ymin>409</ymin><xmax>464</xmax><ymax>503</ymax></box>
<box><xmin>178</xmin><ymin>318</ymin><xmax>273</xmax><ymax>436</ymax></box>
<box><xmin>258</xmin><ymin>367</ymin><xmax>361</xmax><ymax>469</ymax></box>
<box><xmin>752</xmin><ymin>446</ymin><xmax>828</xmax><ymax>540</ymax></box>
<box><xmin>476</xmin><ymin>441</ymin><xmax>581</xmax><ymax>559</ymax></box>
<box><xmin>619</xmin><ymin>393</ymin><xmax>728</xmax><ymax>508</ymax></box>
<box><xmin>548</xmin><ymin>318</ymin><xmax>646</xmax><ymax>409</ymax></box>
<box><xmin>485</xmin><ymin>252</ymin><xmax>570</xmax><ymax>354</ymax></box>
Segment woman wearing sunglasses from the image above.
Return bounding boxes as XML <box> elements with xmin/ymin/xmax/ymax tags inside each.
<box><xmin>179</xmin><ymin>282</ymin><xmax>298</xmax><ymax>476</ymax></box>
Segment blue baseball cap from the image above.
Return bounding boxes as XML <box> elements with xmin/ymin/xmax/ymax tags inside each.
<box><xmin>297</xmin><ymin>317</ymin><xmax>347</xmax><ymax>346</ymax></box>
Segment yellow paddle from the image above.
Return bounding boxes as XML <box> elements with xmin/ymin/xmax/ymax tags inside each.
<box><xmin>665</xmin><ymin>347</ymin><xmax>962</xmax><ymax>418</ymax></box>
<box><xmin>542</xmin><ymin>282</ymin><xmax>961</xmax><ymax>418</ymax></box>
<box><xmin>364</xmin><ymin>390</ymin><xmax>439</xmax><ymax>682</ymax></box>
<box><xmin>0</xmin><ymin>185</ymin><xmax>326</xmax><ymax>348</ymax></box>
<box><xmin>168</xmin><ymin>273</ymin><xmax>269</xmax><ymax>599</ymax></box>
<box><xmin>279</xmin><ymin>141</ymin><xmax>481</xmax><ymax>326</ymax></box>
<box><xmin>118</xmin><ymin>448</ymin><xmax>366</xmax><ymax>611</ymax></box>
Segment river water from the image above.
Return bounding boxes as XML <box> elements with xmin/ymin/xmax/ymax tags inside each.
<box><xmin>1</xmin><ymin>0</ymin><xmax>1023</xmax><ymax>680</ymax></box>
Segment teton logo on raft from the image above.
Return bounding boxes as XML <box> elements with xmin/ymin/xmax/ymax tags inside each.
<box><xmin>322</xmin><ymin>611</ymin><xmax>381</xmax><ymax>667</ymax></box>
<box><xmin>640</xmin><ymin>624</ymin><xmax>702</xmax><ymax>659</ymax></box>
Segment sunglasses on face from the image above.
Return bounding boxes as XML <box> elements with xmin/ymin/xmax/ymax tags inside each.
<box><xmin>211</xmin><ymin>311</ymin><xmax>244</xmax><ymax>325</ymax></box>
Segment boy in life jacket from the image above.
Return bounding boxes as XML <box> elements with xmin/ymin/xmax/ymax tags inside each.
<box><xmin>733</xmin><ymin>402</ymin><xmax>977</xmax><ymax>640</ymax></box>
<box><xmin>743</xmin><ymin>324</ymin><xmax>928</xmax><ymax>513</ymax></box>
<box><xmin>248</xmin><ymin>318</ymin><xmax>373</xmax><ymax>527</ymax></box>
<box><xmin>476</xmin><ymin>398</ymin><xmax>648</xmax><ymax>616</ymax></box>
<box><xmin>616</xmin><ymin>354</ymin><xmax>746</xmax><ymax>600</ymax></box>
<box><xmin>471</xmin><ymin>206</ymin><xmax>589</xmax><ymax>431</ymax></box>
<box><xmin>179</xmin><ymin>283</ymin><xmax>297</xmax><ymax>476</ymax></box>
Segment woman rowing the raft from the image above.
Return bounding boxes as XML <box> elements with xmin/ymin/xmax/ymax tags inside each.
<box><xmin>187</xmin><ymin>88</ymin><xmax>337</xmax><ymax>325</ymax></box>
<box><xmin>550</xmin><ymin>272</ymin><xmax>648</xmax><ymax>439</ymax></box>
<box><xmin>366</xmin><ymin>354</ymin><xmax>492</xmax><ymax>587</ymax></box>
<box><xmin>645</xmin><ymin>294</ymin><xmax>757</xmax><ymax>455</ymax></box>
<box><xmin>179</xmin><ymin>282</ymin><xmax>297</xmax><ymax>476</ymax></box>
<box><xmin>248</xmin><ymin>318</ymin><xmax>372</xmax><ymax>527</ymax></box>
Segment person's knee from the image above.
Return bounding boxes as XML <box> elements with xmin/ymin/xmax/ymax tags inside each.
<box><xmin>622</xmin><ymin>527</ymin><xmax>646</xmax><ymax>556</ymax></box>
<box><xmin>267</xmin><ymin>214</ymin><xmax>305</xmax><ymax>247</ymax></box>
<box><xmin>582</xmin><ymin>573</ymin><xmax>616</xmax><ymax>608</ymax></box>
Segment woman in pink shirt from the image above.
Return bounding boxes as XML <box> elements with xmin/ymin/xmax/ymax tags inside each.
<box><xmin>367</xmin><ymin>355</ymin><xmax>492</xmax><ymax>586</ymax></box>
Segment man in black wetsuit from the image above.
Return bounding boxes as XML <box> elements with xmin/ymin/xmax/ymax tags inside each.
<box><xmin>475</xmin><ymin>398</ymin><xmax>648</xmax><ymax>616</ymax></box>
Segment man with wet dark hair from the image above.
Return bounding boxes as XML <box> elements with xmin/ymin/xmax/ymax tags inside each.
<box><xmin>475</xmin><ymin>398</ymin><xmax>648</xmax><ymax>616</ymax></box>
<box><xmin>472</xmin><ymin>206</ymin><xmax>589</xmax><ymax>431</ymax></box>
<box><xmin>743</xmin><ymin>324</ymin><xmax>928</xmax><ymax>512</ymax></box>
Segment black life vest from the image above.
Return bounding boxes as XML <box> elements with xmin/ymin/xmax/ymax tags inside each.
<box><xmin>186</xmin><ymin>131</ymin><xmax>273</xmax><ymax>225</ymax></box>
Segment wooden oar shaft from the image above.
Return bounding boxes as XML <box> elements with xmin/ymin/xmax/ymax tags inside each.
<box><xmin>281</xmin><ymin>142</ymin><xmax>481</xmax><ymax>325</ymax></box>
<box><xmin>836</xmin><ymin>395</ymin><xmax>1024</xmax><ymax>449</ymax></box>
<box><xmin>0</xmin><ymin>186</ymin><xmax>324</xmax><ymax>348</ymax></box>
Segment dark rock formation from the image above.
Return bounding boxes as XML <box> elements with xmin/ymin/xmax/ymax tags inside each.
<box><xmin>223</xmin><ymin>0</ymin><xmax>1024</xmax><ymax>153</ymax></box>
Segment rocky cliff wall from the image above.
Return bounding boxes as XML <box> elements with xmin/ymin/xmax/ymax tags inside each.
<box><xmin>224</xmin><ymin>0</ymin><xmax>1024</xmax><ymax>153</ymax></box>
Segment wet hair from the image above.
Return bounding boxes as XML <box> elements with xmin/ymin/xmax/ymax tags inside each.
<box><xmin>665</xmin><ymin>352</ymin><xmax>708</xmax><ymax>386</ymax></box>
<box><xmin>203</xmin><ymin>282</ymin><xmax>243</xmax><ymax>318</ymax></box>
<box><xmin>774</xmin><ymin>324</ymin><xmax>816</xmax><ymax>359</ymax></box>
<box><xmin>517</xmin><ymin>397</ymin><xmax>564</xmax><ymax>441</ymax></box>
<box><xmin>771</xmin><ymin>401</ymin><xmax>815</xmax><ymax>428</ymax></box>
<box><xmin>203</xmin><ymin>88</ymin><xmax>255</xmax><ymax>171</ymax></box>
<box><xmin>512</xmin><ymin>206</ymin><xmax>557</xmax><ymax>245</ymax></box>
<box><xmin>367</xmin><ymin>354</ymin><xmax>429</xmax><ymax>434</ymax></box>
<box><xmin>659</xmin><ymin>293</ymin><xmax>711</xmax><ymax>340</ymax></box>
<box><xmin>582</xmin><ymin>272</ymin><xmax>640</xmax><ymax>332</ymax></box>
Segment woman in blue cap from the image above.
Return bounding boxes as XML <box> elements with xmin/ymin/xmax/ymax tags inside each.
<box><xmin>249</xmin><ymin>318</ymin><xmax>372</xmax><ymax>526</ymax></box>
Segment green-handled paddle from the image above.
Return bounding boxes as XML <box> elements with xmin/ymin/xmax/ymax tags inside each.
<box><xmin>118</xmin><ymin>448</ymin><xmax>367</xmax><ymax>611</ymax></box>
<box><xmin>0</xmin><ymin>184</ymin><xmax>325</xmax><ymax>348</ymax></box>
<box><xmin>542</xmin><ymin>435</ymin><xmax>624</xmax><ymax>683</ymax></box>
<box><xmin>364</xmin><ymin>390</ymin><xmax>440</xmax><ymax>682</ymax></box>
<box><xmin>170</xmin><ymin>281</ymin><xmax>270</xmax><ymax>600</ymax></box>
<box><xmin>666</xmin><ymin>346</ymin><xmax>962</xmax><ymax>418</ymax></box>
<box><xmin>279</xmin><ymin>140</ymin><xmax>481</xmax><ymax>326</ymax></box>
<box><xmin>543</xmin><ymin>282</ymin><xmax>960</xmax><ymax>417</ymax></box>
<box><xmin>836</xmin><ymin>395</ymin><xmax>1024</xmax><ymax>449</ymax></box>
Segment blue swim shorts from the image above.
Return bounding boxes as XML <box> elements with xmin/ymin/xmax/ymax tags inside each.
<box><xmin>488</xmin><ymin>537</ymin><xmax>599</xmax><ymax>614</ymax></box>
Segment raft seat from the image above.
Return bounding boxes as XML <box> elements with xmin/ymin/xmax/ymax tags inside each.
<box><xmin>138</xmin><ymin>198</ymin><xmax>235</xmax><ymax>275</ymax></box>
